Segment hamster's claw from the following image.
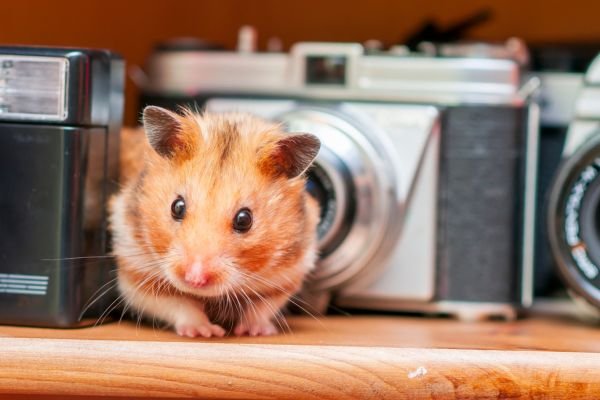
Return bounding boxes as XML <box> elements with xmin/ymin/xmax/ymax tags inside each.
<box><xmin>175</xmin><ymin>321</ymin><xmax>226</xmax><ymax>338</ymax></box>
<box><xmin>234</xmin><ymin>319</ymin><xmax>278</xmax><ymax>336</ymax></box>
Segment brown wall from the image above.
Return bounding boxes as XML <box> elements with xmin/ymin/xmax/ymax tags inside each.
<box><xmin>2</xmin><ymin>0</ymin><xmax>600</xmax><ymax>125</ymax></box>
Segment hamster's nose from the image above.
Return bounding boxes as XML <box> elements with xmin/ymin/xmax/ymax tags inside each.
<box><xmin>184</xmin><ymin>261</ymin><xmax>212</xmax><ymax>288</ymax></box>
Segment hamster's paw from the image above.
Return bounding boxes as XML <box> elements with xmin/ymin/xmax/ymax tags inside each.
<box><xmin>175</xmin><ymin>319</ymin><xmax>226</xmax><ymax>338</ymax></box>
<box><xmin>234</xmin><ymin>319</ymin><xmax>278</xmax><ymax>336</ymax></box>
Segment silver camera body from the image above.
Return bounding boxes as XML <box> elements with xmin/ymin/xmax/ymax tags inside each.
<box><xmin>142</xmin><ymin>42</ymin><xmax>539</xmax><ymax>320</ymax></box>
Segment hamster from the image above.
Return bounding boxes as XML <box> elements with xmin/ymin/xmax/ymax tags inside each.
<box><xmin>109</xmin><ymin>106</ymin><xmax>321</xmax><ymax>337</ymax></box>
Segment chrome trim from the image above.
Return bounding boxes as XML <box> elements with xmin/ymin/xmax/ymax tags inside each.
<box><xmin>334</xmin><ymin>296</ymin><xmax>518</xmax><ymax>321</ymax></box>
<box><xmin>563</xmin><ymin>56</ymin><xmax>600</xmax><ymax>157</ymax></box>
<box><xmin>585</xmin><ymin>53</ymin><xmax>600</xmax><ymax>84</ymax></box>
<box><xmin>564</xmin><ymin>121</ymin><xmax>600</xmax><ymax>156</ymax></box>
<box><xmin>522</xmin><ymin>103</ymin><xmax>540</xmax><ymax>307</ymax></box>
<box><xmin>145</xmin><ymin>43</ymin><xmax>524</xmax><ymax>105</ymax></box>
<box><xmin>526</xmin><ymin>72</ymin><xmax>582</xmax><ymax>126</ymax></box>
<box><xmin>0</xmin><ymin>55</ymin><xmax>68</xmax><ymax>121</ymax></box>
<box><xmin>574</xmin><ymin>87</ymin><xmax>600</xmax><ymax>119</ymax></box>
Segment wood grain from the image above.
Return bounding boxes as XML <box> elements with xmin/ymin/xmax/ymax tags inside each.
<box><xmin>0</xmin><ymin>316</ymin><xmax>600</xmax><ymax>398</ymax></box>
<box><xmin>0</xmin><ymin>338</ymin><xmax>599</xmax><ymax>399</ymax></box>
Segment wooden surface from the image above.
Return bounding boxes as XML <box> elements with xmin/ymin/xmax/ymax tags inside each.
<box><xmin>1</xmin><ymin>315</ymin><xmax>600</xmax><ymax>352</ymax></box>
<box><xmin>1</xmin><ymin>316</ymin><xmax>600</xmax><ymax>399</ymax></box>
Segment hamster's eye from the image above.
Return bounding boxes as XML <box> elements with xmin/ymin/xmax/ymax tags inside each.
<box><xmin>233</xmin><ymin>208</ymin><xmax>253</xmax><ymax>233</ymax></box>
<box><xmin>171</xmin><ymin>196</ymin><xmax>186</xmax><ymax>221</ymax></box>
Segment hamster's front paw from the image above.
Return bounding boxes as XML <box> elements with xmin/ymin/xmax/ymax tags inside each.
<box><xmin>175</xmin><ymin>317</ymin><xmax>226</xmax><ymax>338</ymax></box>
<box><xmin>234</xmin><ymin>319</ymin><xmax>278</xmax><ymax>336</ymax></box>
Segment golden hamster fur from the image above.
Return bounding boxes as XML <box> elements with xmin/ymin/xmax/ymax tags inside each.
<box><xmin>109</xmin><ymin>106</ymin><xmax>321</xmax><ymax>337</ymax></box>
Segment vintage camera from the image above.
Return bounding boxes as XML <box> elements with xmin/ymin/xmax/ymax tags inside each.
<box><xmin>0</xmin><ymin>47</ymin><xmax>124</xmax><ymax>327</ymax></box>
<box><xmin>526</xmin><ymin>45</ymin><xmax>600</xmax><ymax>299</ymax></box>
<box><xmin>547</xmin><ymin>54</ymin><xmax>600</xmax><ymax>313</ymax></box>
<box><xmin>140</xmin><ymin>40</ymin><xmax>539</xmax><ymax>320</ymax></box>
<box><xmin>396</xmin><ymin>40</ymin><xmax>600</xmax><ymax>313</ymax></box>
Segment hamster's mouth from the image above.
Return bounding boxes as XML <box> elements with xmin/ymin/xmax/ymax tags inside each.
<box><xmin>165</xmin><ymin>261</ymin><xmax>243</xmax><ymax>298</ymax></box>
<box><xmin>166</xmin><ymin>274</ymin><xmax>233</xmax><ymax>298</ymax></box>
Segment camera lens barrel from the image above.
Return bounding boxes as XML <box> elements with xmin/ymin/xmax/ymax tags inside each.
<box><xmin>305</xmin><ymin>153</ymin><xmax>356</xmax><ymax>257</ymax></box>
<box><xmin>279</xmin><ymin>108</ymin><xmax>400</xmax><ymax>291</ymax></box>
<box><xmin>548</xmin><ymin>132</ymin><xmax>600</xmax><ymax>309</ymax></box>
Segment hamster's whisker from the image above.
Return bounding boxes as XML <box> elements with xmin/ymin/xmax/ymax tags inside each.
<box><xmin>237</xmin><ymin>270</ymin><xmax>298</xmax><ymax>300</ymax></box>
<box><xmin>41</xmin><ymin>248</ymin><xmax>171</xmax><ymax>263</ymax></box>
<box><xmin>79</xmin><ymin>277</ymin><xmax>119</xmax><ymax>320</ymax></box>
<box><xmin>135</xmin><ymin>300</ymin><xmax>146</xmax><ymax>333</ymax></box>
<box><xmin>231</xmin><ymin>267</ymin><xmax>287</xmax><ymax>292</ymax></box>
<box><xmin>125</xmin><ymin>255</ymin><xmax>179</xmax><ymax>273</ymax></box>
<box><xmin>263</xmin><ymin>295</ymin><xmax>290</xmax><ymax>335</ymax></box>
<box><xmin>41</xmin><ymin>255</ymin><xmax>115</xmax><ymax>261</ymax></box>
<box><xmin>216</xmin><ymin>284</ymin><xmax>228</xmax><ymax>323</ymax></box>
<box><xmin>80</xmin><ymin>261</ymin><xmax>171</xmax><ymax>326</ymax></box>
<box><xmin>288</xmin><ymin>297</ymin><xmax>327</xmax><ymax>325</ymax></box>
<box><xmin>156</xmin><ymin>277</ymin><xmax>171</xmax><ymax>298</ymax></box>
<box><xmin>242</xmin><ymin>283</ymin><xmax>290</xmax><ymax>335</ymax></box>
<box><xmin>219</xmin><ymin>290</ymin><xmax>227</xmax><ymax>322</ymax></box>
<box><xmin>100</xmin><ymin>295</ymin><xmax>130</xmax><ymax>326</ymax></box>
<box><xmin>94</xmin><ymin>293</ymin><xmax>127</xmax><ymax>327</ymax></box>
<box><xmin>218</xmin><ymin>263</ymin><xmax>244</xmax><ymax>317</ymax></box>
<box><xmin>131</xmin><ymin>270</ymin><xmax>168</xmax><ymax>295</ymax></box>
<box><xmin>150</xmin><ymin>280</ymin><xmax>160</xmax><ymax>335</ymax></box>
<box><xmin>103</xmin><ymin>268</ymin><xmax>169</xmax><ymax>326</ymax></box>
<box><xmin>223</xmin><ymin>264</ymin><xmax>321</xmax><ymax>330</ymax></box>
<box><xmin>224</xmin><ymin>289</ymin><xmax>238</xmax><ymax>327</ymax></box>
<box><xmin>228</xmin><ymin>290</ymin><xmax>238</xmax><ymax>325</ymax></box>
<box><xmin>122</xmin><ymin>249</ymin><xmax>177</xmax><ymax>261</ymax></box>
<box><xmin>239</xmin><ymin>287</ymin><xmax>257</xmax><ymax>324</ymax></box>
<box><xmin>238</xmin><ymin>272</ymin><xmax>325</xmax><ymax>327</ymax></box>
<box><xmin>135</xmin><ymin>281</ymin><xmax>163</xmax><ymax>332</ymax></box>
<box><xmin>118</xmin><ymin>299</ymin><xmax>134</xmax><ymax>325</ymax></box>
<box><xmin>233</xmin><ymin>291</ymin><xmax>247</xmax><ymax>329</ymax></box>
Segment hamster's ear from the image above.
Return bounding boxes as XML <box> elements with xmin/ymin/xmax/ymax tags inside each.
<box><xmin>142</xmin><ymin>106</ymin><xmax>198</xmax><ymax>160</ymax></box>
<box><xmin>258</xmin><ymin>133</ymin><xmax>321</xmax><ymax>179</ymax></box>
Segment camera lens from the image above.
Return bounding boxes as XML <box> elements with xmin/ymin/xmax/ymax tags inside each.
<box><xmin>279</xmin><ymin>107</ymin><xmax>400</xmax><ymax>290</ymax></box>
<box><xmin>548</xmin><ymin>133</ymin><xmax>600</xmax><ymax>310</ymax></box>
<box><xmin>305</xmin><ymin>160</ymin><xmax>355</xmax><ymax>258</ymax></box>
<box><xmin>579</xmin><ymin>175</ymin><xmax>600</xmax><ymax>267</ymax></box>
<box><xmin>306</xmin><ymin>169</ymin><xmax>328</xmax><ymax>220</ymax></box>
<box><xmin>306</xmin><ymin>166</ymin><xmax>335</xmax><ymax>238</ymax></box>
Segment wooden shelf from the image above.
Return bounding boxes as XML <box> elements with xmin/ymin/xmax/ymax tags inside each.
<box><xmin>1</xmin><ymin>315</ymin><xmax>600</xmax><ymax>399</ymax></box>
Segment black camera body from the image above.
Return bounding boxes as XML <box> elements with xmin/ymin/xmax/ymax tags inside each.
<box><xmin>0</xmin><ymin>47</ymin><xmax>124</xmax><ymax>327</ymax></box>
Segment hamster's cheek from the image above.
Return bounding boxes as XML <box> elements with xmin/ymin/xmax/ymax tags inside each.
<box><xmin>231</xmin><ymin>232</ymin><xmax>274</xmax><ymax>273</ymax></box>
<box><xmin>142</xmin><ymin>213</ymin><xmax>174</xmax><ymax>254</ymax></box>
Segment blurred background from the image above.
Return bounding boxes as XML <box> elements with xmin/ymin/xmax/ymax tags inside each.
<box><xmin>2</xmin><ymin>0</ymin><xmax>600</xmax><ymax>124</ymax></box>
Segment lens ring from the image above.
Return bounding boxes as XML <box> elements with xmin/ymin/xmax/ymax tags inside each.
<box><xmin>305</xmin><ymin>149</ymin><xmax>355</xmax><ymax>255</ymax></box>
<box><xmin>547</xmin><ymin>133</ymin><xmax>600</xmax><ymax>310</ymax></box>
<box><xmin>278</xmin><ymin>107</ymin><xmax>401</xmax><ymax>290</ymax></box>
<box><xmin>579</xmin><ymin>176</ymin><xmax>600</xmax><ymax>267</ymax></box>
